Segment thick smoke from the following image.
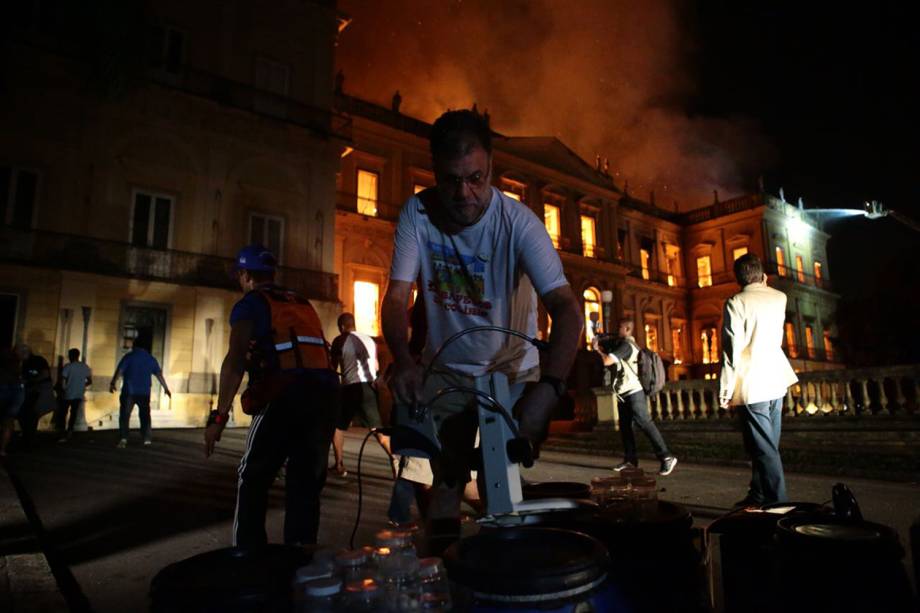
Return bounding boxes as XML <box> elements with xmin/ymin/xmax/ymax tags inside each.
<box><xmin>336</xmin><ymin>0</ymin><xmax>774</xmax><ymax>209</ymax></box>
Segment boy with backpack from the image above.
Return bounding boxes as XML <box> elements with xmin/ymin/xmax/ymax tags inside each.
<box><xmin>592</xmin><ymin>318</ymin><xmax>678</xmax><ymax>476</ymax></box>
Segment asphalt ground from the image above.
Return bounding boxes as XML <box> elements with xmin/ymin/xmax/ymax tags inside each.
<box><xmin>4</xmin><ymin>427</ymin><xmax>919</xmax><ymax>612</ymax></box>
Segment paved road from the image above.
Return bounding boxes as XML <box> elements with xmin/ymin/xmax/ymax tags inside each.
<box><xmin>5</xmin><ymin>427</ymin><xmax>919</xmax><ymax>612</ymax></box>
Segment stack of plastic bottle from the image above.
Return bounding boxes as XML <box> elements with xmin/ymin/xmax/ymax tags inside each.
<box><xmin>290</xmin><ymin>530</ymin><xmax>452</xmax><ymax>611</ymax></box>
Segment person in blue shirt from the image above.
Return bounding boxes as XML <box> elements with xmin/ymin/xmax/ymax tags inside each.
<box><xmin>109</xmin><ymin>335</ymin><xmax>172</xmax><ymax>448</ymax></box>
<box><xmin>204</xmin><ymin>245</ymin><xmax>338</xmax><ymax>548</ymax></box>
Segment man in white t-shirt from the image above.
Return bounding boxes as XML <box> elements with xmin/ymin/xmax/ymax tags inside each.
<box><xmin>329</xmin><ymin>312</ymin><xmax>391</xmax><ymax>476</ymax></box>
<box><xmin>382</xmin><ymin>109</ymin><xmax>582</xmax><ymax>546</ymax></box>
<box><xmin>59</xmin><ymin>348</ymin><xmax>92</xmax><ymax>441</ymax></box>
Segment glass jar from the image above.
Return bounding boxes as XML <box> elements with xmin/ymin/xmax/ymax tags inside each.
<box><xmin>379</xmin><ymin>553</ymin><xmax>421</xmax><ymax>612</ymax></box>
<box><xmin>297</xmin><ymin>577</ymin><xmax>341</xmax><ymax>613</ymax></box>
<box><xmin>417</xmin><ymin>557</ymin><xmax>451</xmax><ymax>611</ymax></box>
<box><xmin>292</xmin><ymin>561</ymin><xmax>334</xmax><ymax>607</ymax></box>
<box><xmin>342</xmin><ymin>578</ymin><xmax>383</xmax><ymax>612</ymax></box>
<box><xmin>334</xmin><ymin>549</ymin><xmax>373</xmax><ymax>584</ymax></box>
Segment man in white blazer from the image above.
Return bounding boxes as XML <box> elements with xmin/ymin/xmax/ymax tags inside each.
<box><xmin>719</xmin><ymin>253</ymin><xmax>798</xmax><ymax>507</ymax></box>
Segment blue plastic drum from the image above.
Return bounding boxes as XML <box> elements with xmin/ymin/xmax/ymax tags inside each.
<box><xmin>444</xmin><ymin>527</ymin><xmax>634</xmax><ymax>612</ymax></box>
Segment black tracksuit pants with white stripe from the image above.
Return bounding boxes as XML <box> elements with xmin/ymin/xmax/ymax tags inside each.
<box><xmin>234</xmin><ymin>374</ymin><xmax>337</xmax><ymax>548</ymax></box>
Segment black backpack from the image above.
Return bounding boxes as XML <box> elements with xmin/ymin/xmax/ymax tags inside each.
<box><xmin>637</xmin><ymin>347</ymin><xmax>667</xmax><ymax>396</ymax></box>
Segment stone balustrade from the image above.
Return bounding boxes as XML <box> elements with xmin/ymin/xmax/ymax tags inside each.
<box><xmin>592</xmin><ymin>364</ymin><xmax>920</xmax><ymax>427</ymax></box>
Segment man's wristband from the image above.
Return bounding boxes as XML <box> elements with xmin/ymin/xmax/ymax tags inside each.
<box><xmin>207</xmin><ymin>410</ymin><xmax>229</xmax><ymax>426</ymax></box>
<box><xmin>538</xmin><ymin>375</ymin><xmax>566</xmax><ymax>398</ymax></box>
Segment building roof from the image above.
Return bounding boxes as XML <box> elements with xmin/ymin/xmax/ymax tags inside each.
<box><xmin>494</xmin><ymin>136</ymin><xmax>619</xmax><ymax>192</ymax></box>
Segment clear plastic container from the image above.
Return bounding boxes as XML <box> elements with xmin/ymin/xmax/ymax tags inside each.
<box><xmin>298</xmin><ymin>577</ymin><xmax>341</xmax><ymax>612</ymax></box>
<box><xmin>418</xmin><ymin>557</ymin><xmax>451</xmax><ymax>610</ymax></box>
<box><xmin>342</xmin><ymin>578</ymin><xmax>383</xmax><ymax>612</ymax></box>
<box><xmin>379</xmin><ymin>554</ymin><xmax>421</xmax><ymax>612</ymax></box>
<box><xmin>334</xmin><ymin>549</ymin><xmax>373</xmax><ymax>584</ymax></box>
<box><xmin>419</xmin><ymin>591</ymin><xmax>452</xmax><ymax>611</ymax></box>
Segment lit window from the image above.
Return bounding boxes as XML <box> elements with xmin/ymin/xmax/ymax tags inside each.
<box><xmin>640</xmin><ymin>249</ymin><xmax>651</xmax><ymax>280</ymax></box>
<box><xmin>644</xmin><ymin>322</ymin><xmax>659</xmax><ymax>352</ymax></box>
<box><xmin>785</xmin><ymin>322</ymin><xmax>798</xmax><ymax>358</ymax></box>
<box><xmin>701</xmin><ymin>327</ymin><xmax>718</xmax><ymax>364</ymax></box>
<box><xmin>732</xmin><ymin>246</ymin><xmax>748</xmax><ymax>261</ymax></box>
<box><xmin>795</xmin><ymin>255</ymin><xmax>806</xmax><ymax>283</ymax></box>
<box><xmin>353</xmin><ymin>281</ymin><xmax>380</xmax><ymax>336</ymax></box>
<box><xmin>357</xmin><ymin>169</ymin><xmax>379</xmax><ymax>216</ymax></box>
<box><xmin>581</xmin><ymin>216</ymin><xmax>596</xmax><ymax>258</ymax></box>
<box><xmin>617</xmin><ymin>229</ymin><xmax>626</xmax><ymax>260</ymax></box>
<box><xmin>805</xmin><ymin>325</ymin><xmax>815</xmax><ymax>358</ymax></box>
<box><xmin>249</xmin><ymin>213</ymin><xmax>284</xmax><ymax>262</ymax></box>
<box><xmin>671</xmin><ymin>325</ymin><xmax>683</xmax><ymax>364</ymax></box>
<box><xmin>502</xmin><ymin>180</ymin><xmax>526</xmax><ymax>202</ymax></box>
<box><xmin>814</xmin><ymin>261</ymin><xmax>823</xmax><ymax>286</ymax></box>
<box><xmin>544</xmin><ymin>204</ymin><xmax>561</xmax><ymax>248</ymax></box>
<box><xmin>823</xmin><ymin>330</ymin><xmax>833</xmax><ymax>361</ymax></box>
<box><xmin>696</xmin><ymin>256</ymin><xmax>712</xmax><ymax>288</ymax></box>
<box><xmin>583</xmin><ymin>287</ymin><xmax>601</xmax><ymax>346</ymax></box>
<box><xmin>413</xmin><ymin>184</ymin><xmax>427</xmax><ymax>195</ymax></box>
<box><xmin>665</xmin><ymin>244</ymin><xmax>680</xmax><ymax>286</ymax></box>
<box><xmin>775</xmin><ymin>246</ymin><xmax>786</xmax><ymax>276</ymax></box>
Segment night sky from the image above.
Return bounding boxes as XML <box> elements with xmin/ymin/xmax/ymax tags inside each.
<box><xmin>337</xmin><ymin>0</ymin><xmax>919</xmax><ymax>363</ymax></box>
<box><xmin>692</xmin><ymin>1</ymin><xmax>920</xmax><ymax>364</ymax></box>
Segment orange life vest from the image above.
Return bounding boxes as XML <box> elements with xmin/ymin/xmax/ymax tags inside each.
<box><xmin>256</xmin><ymin>287</ymin><xmax>332</xmax><ymax>372</ymax></box>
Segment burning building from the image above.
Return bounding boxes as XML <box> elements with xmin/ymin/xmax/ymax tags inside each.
<box><xmin>333</xmin><ymin>92</ymin><xmax>842</xmax><ymax>426</ymax></box>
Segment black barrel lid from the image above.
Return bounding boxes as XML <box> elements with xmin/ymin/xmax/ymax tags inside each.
<box><xmin>151</xmin><ymin>545</ymin><xmax>311</xmax><ymax>608</ymax></box>
<box><xmin>776</xmin><ymin>516</ymin><xmax>903</xmax><ymax>558</ymax></box>
<box><xmin>443</xmin><ymin>527</ymin><xmax>609</xmax><ymax>597</ymax></box>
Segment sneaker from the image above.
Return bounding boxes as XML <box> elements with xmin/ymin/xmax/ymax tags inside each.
<box><xmin>613</xmin><ymin>461</ymin><xmax>637</xmax><ymax>472</ymax></box>
<box><xmin>143</xmin><ymin>440</ymin><xmax>152</xmax><ymax>446</ymax></box>
<box><xmin>732</xmin><ymin>496</ymin><xmax>763</xmax><ymax>510</ymax></box>
<box><xmin>116</xmin><ymin>439</ymin><xmax>127</xmax><ymax>449</ymax></box>
<box><xmin>659</xmin><ymin>455</ymin><xmax>678</xmax><ymax>476</ymax></box>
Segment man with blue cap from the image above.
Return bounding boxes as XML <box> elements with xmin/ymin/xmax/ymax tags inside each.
<box><xmin>204</xmin><ymin>245</ymin><xmax>338</xmax><ymax>548</ymax></box>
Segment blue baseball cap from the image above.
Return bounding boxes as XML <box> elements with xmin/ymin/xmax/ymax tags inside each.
<box><xmin>236</xmin><ymin>245</ymin><xmax>277</xmax><ymax>272</ymax></box>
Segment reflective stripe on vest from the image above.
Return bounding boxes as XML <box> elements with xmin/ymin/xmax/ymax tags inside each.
<box><xmin>274</xmin><ymin>336</ymin><xmax>326</xmax><ymax>352</ymax></box>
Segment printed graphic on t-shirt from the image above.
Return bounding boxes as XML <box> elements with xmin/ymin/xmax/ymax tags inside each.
<box><xmin>426</xmin><ymin>241</ymin><xmax>492</xmax><ymax>317</ymax></box>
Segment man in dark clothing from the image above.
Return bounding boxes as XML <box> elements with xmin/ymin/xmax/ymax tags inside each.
<box><xmin>15</xmin><ymin>344</ymin><xmax>52</xmax><ymax>446</ymax></box>
<box><xmin>593</xmin><ymin>319</ymin><xmax>678</xmax><ymax>476</ymax></box>
<box><xmin>204</xmin><ymin>245</ymin><xmax>338</xmax><ymax>548</ymax></box>
<box><xmin>110</xmin><ymin>338</ymin><xmax>171</xmax><ymax>448</ymax></box>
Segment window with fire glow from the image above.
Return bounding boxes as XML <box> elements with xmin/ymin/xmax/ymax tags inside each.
<box><xmin>357</xmin><ymin>169</ymin><xmax>379</xmax><ymax>217</ymax></box>
<box><xmin>644</xmin><ymin>322</ymin><xmax>659</xmax><ymax>352</ymax></box>
<box><xmin>544</xmin><ymin>204</ymin><xmax>561</xmax><ymax>248</ymax></box>
<box><xmin>583</xmin><ymin>287</ymin><xmax>601</xmax><ymax>346</ymax></box>
<box><xmin>700</xmin><ymin>327</ymin><xmax>718</xmax><ymax>365</ymax></box>
<box><xmin>784</xmin><ymin>322</ymin><xmax>798</xmax><ymax>358</ymax></box>
<box><xmin>640</xmin><ymin>248</ymin><xmax>651</xmax><ymax>280</ymax></box>
<box><xmin>696</xmin><ymin>256</ymin><xmax>712</xmax><ymax>288</ymax></box>
<box><xmin>581</xmin><ymin>216</ymin><xmax>596</xmax><ymax>258</ymax></box>
<box><xmin>775</xmin><ymin>246</ymin><xmax>786</xmax><ymax>276</ymax></box>
<box><xmin>353</xmin><ymin>280</ymin><xmax>380</xmax><ymax>336</ymax></box>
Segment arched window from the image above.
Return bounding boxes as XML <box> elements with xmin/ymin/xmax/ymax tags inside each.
<box><xmin>583</xmin><ymin>287</ymin><xmax>602</xmax><ymax>346</ymax></box>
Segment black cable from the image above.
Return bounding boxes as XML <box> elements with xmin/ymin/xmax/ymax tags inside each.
<box><xmin>427</xmin><ymin>386</ymin><xmax>520</xmax><ymax>437</ymax></box>
<box><xmin>422</xmin><ymin>325</ymin><xmax>548</xmax><ymax>385</ymax></box>
<box><xmin>349</xmin><ymin>429</ymin><xmax>379</xmax><ymax>550</ymax></box>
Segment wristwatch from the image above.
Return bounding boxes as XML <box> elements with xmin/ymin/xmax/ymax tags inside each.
<box><xmin>207</xmin><ymin>410</ymin><xmax>230</xmax><ymax>426</ymax></box>
<box><xmin>538</xmin><ymin>375</ymin><xmax>566</xmax><ymax>398</ymax></box>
